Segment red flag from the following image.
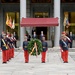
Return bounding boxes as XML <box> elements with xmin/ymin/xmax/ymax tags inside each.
<box><xmin>6</xmin><ymin>13</ymin><xmax>10</xmax><ymax>25</ymax></box>
<box><xmin>6</xmin><ymin>14</ymin><xmax>12</xmax><ymax>28</ymax></box>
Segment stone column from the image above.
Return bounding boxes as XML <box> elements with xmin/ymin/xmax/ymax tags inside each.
<box><xmin>20</xmin><ymin>0</ymin><xmax>26</xmax><ymax>47</ymax></box>
<box><xmin>54</xmin><ymin>0</ymin><xmax>60</xmax><ymax>46</ymax></box>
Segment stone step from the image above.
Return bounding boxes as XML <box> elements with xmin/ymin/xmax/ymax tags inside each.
<box><xmin>14</xmin><ymin>48</ymin><xmax>75</xmax><ymax>52</ymax></box>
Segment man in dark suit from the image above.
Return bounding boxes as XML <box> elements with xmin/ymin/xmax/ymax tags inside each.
<box><xmin>23</xmin><ymin>36</ymin><xmax>29</xmax><ymax>63</ymax></box>
<box><xmin>40</xmin><ymin>31</ymin><xmax>45</xmax><ymax>41</ymax></box>
<box><xmin>32</xmin><ymin>31</ymin><xmax>37</xmax><ymax>39</ymax></box>
<box><xmin>69</xmin><ymin>32</ymin><xmax>73</xmax><ymax>48</ymax></box>
<box><xmin>41</xmin><ymin>36</ymin><xmax>48</xmax><ymax>63</ymax></box>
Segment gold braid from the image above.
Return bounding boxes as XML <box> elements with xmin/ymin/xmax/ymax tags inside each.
<box><xmin>30</xmin><ymin>42</ymin><xmax>38</xmax><ymax>56</ymax></box>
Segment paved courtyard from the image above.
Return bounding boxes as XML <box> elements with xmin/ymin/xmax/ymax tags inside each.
<box><xmin>0</xmin><ymin>48</ymin><xmax>75</xmax><ymax>75</ymax></box>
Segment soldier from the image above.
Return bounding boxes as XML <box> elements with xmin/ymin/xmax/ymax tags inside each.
<box><xmin>59</xmin><ymin>35</ymin><xmax>64</xmax><ymax>60</ymax></box>
<box><xmin>6</xmin><ymin>34</ymin><xmax>12</xmax><ymax>60</ymax></box>
<box><xmin>11</xmin><ymin>33</ymin><xmax>15</xmax><ymax>58</ymax></box>
<box><xmin>1</xmin><ymin>34</ymin><xmax>8</xmax><ymax>63</ymax></box>
<box><xmin>23</xmin><ymin>36</ymin><xmax>29</xmax><ymax>63</ymax></box>
<box><xmin>59</xmin><ymin>35</ymin><xmax>69</xmax><ymax>63</ymax></box>
<box><xmin>41</xmin><ymin>36</ymin><xmax>48</xmax><ymax>63</ymax></box>
<box><xmin>0</xmin><ymin>31</ymin><xmax>6</xmax><ymax>39</ymax></box>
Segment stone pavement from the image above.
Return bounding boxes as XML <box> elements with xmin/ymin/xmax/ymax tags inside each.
<box><xmin>0</xmin><ymin>48</ymin><xmax>75</xmax><ymax>75</ymax></box>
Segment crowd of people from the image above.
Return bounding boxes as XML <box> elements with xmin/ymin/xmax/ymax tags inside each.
<box><xmin>0</xmin><ymin>30</ymin><xmax>74</xmax><ymax>64</ymax></box>
<box><xmin>26</xmin><ymin>31</ymin><xmax>45</xmax><ymax>41</ymax></box>
<box><xmin>0</xmin><ymin>31</ymin><xmax>48</xmax><ymax>63</ymax></box>
<box><xmin>0</xmin><ymin>31</ymin><xmax>17</xmax><ymax>63</ymax></box>
<box><xmin>23</xmin><ymin>31</ymin><xmax>48</xmax><ymax>63</ymax></box>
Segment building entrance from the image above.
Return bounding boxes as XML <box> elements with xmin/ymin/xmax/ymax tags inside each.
<box><xmin>34</xmin><ymin>12</ymin><xmax>49</xmax><ymax>40</ymax></box>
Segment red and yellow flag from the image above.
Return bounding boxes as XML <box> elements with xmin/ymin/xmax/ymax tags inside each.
<box><xmin>6</xmin><ymin>14</ymin><xmax>12</xmax><ymax>28</ymax></box>
<box><xmin>8</xmin><ymin>16</ymin><xmax>12</xmax><ymax>28</ymax></box>
<box><xmin>6</xmin><ymin>13</ymin><xmax>10</xmax><ymax>25</ymax></box>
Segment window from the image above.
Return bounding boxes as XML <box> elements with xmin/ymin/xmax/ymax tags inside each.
<box><xmin>61</xmin><ymin>0</ymin><xmax>75</xmax><ymax>3</ymax></box>
<box><xmin>31</xmin><ymin>0</ymin><xmax>51</xmax><ymax>3</ymax></box>
<box><xmin>1</xmin><ymin>0</ymin><xmax>20</xmax><ymax>3</ymax></box>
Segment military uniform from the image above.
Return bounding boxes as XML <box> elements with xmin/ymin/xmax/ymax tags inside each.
<box><xmin>7</xmin><ymin>37</ymin><xmax>12</xmax><ymax>60</ymax></box>
<box><xmin>23</xmin><ymin>40</ymin><xmax>29</xmax><ymax>63</ymax></box>
<box><xmin>41</xmin><ymin>40</ymin><xmax>48</xmax><ymax>63</ymax></box>
<box><xmin>11</xmin><ymin>38</ymin><xmax>14</xmax><ymax>58</ymax></box>
<box><xmin>9</xmin><ymin>37</ymin><xmax>14</xmax><ymax>58</ymax></box>
<box><xmin>59</xmin><ymin>39</ymin><xmax>64</xmax><ymax>60</ymax></box>
<box><xmin>1</xmin><ymin>38</ymin><xmax>8</xmax><ymax>63</ymax></box>
<box><xmin>59</xmin><ymin>39</ymin><xmax>68</xmax><ymax>63</ymax></box>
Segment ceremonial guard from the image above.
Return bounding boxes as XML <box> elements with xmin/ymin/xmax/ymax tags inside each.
<box><xmin>1</xmin><ymin>34</ymin><xmax>8</xmax><ymax>63</ymax></box>
<box><xmin>41</xmin><ymin>36</ymin><xmax>48</xmax><ymax>63</ymax></box>
<box><xmin>0</xmin><ymin>31</ymin><xmax>6</xmax><ymax>39</ymax></box>
<box><xmin>59</xmin><ymin>35</ymin><xmax>64</xmax><ymax>60</ymax></box>
<box><xmin>7</xmin><ymin>34</ymin><xmax>12</xmax><ymax>60</ymax></box>
<box><xmin>23</xmin><ymin>36</ymin><xmax>29</xmax><ymax>63</ymax></box>
<box><xmin>11</xmin><ymin>33</ymin><xmax>15</xmax><ymax>58</ymax></box>
<box><xmin>59</xmin><ymin>35</ymin><xmax>69</xmax><ymax>63</ymax></box>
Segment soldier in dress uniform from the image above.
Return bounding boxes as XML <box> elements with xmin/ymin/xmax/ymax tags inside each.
<box><xmin>9</xmin><ymin>34</ymin><xmax>14</xmax><ymax>58</ymax></box>
<box><xmin>7</xmin><ymin>34</ymin><xmax>12</xmax><ymax>60</ymax></box>
<box><xmin>59</xmin><ymin>34</ymin><xmax>65</xmax><ymax>60</ymax></box>
<box><xmin>11</xmin><ymin>33</ymin><xmax>15</xmax><ymax>58</ymax></box>
<box><xmin>41</xmin><ymin>36</ymin><xmax>48</xmax><ymax>63</ymax></box>
<box><xmin>1</xmin><ymin>34</ymin><xmax>8</xmax><ymax>63</ymax></box>
<box><xmin>59</xmin><ymin>35</ymin><xmax>69</xmax><ymax>63</ymax></box>
<box><xmin>23</xmin><ymin>36</ymin><xmax>29</xmax><ymax>63</ymax></box>
<box><xmin>60</xmin><ymin>31</ymin><xmax>71</xmax><ymax>61</ymax></box>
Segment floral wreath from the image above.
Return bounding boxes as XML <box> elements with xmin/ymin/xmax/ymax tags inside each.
<box><xmin>27</xmin><ymin>39</ymin><xmax>42</xmax><ymax>56</ymax></box>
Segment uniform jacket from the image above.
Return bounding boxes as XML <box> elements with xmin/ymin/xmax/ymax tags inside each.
<box><xmin>23</xmin><ymin>41</ymin><xmax>28</xmax><ymax>50</ymax></box>
<box><xmin>59</xmin><ymin>39</ymin><xmax>68</xmax><ymax>51</ymax></box>
<box><xmin>1</xmin><ymin>39</ymin><xmax>8</xmax><ymax>50</ymax></box>
<box><xmin>7</xmin><ymin>38</ymin><xmax>12</xmax><ymax>49</ymax></box>
<box><xmin>42</xmin><ymin>41</ymin><xmax>48</xmax><ymax>52</ymax></box>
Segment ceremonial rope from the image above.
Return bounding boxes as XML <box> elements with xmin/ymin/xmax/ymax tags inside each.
<box><xmin>30</xmin><ymin>42</ymin><xmax>38</xmax><ymax>56</ymax></box>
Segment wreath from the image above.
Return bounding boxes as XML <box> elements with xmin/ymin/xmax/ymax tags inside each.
<box><xmin>27</xmin><ymin>39</ymin><xmax>42</xmax><ymax>56</ymax></box>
